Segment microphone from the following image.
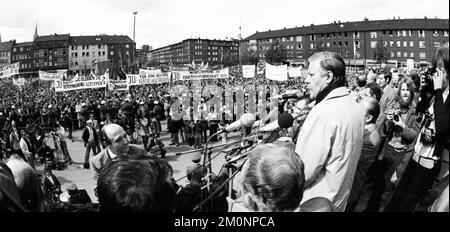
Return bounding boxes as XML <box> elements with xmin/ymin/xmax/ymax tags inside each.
<box><xmin>258</xmin><ymin>113</ymin><xmax>294</xmax><ymax>132</ymax></box>
<box><xmin>223</xmin><ymin>143</ymin><xmax>253</xmax><ymax>154</ymax></box>
<box><xmin>222</xmin><ymin>113</ymin><xmax>256</xmax><ymax>133</ymax></box>
<box><xmin>270</xmin><ymin>90</ymin><xmax>309</xmax><ymax>100</ymax></box>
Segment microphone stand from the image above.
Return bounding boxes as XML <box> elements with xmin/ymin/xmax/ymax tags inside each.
<box><xmin>193</xmin><ymin>150</ymin><xmax>249</xmax><ymax>212</ymax></box>
<box><xmin>200</xmin><ymin>130</ymin><xmax>223</xmax><ymax>212</ymax></box>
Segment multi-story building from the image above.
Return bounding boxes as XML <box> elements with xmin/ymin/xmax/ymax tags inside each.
<box><xmin>149</xmin><ymin>38</ymin><xmax>240</xmax><ymax>66</ymax></box>
<box><xmin>106</xmin><ymin>35</ymin><xmax>135</xmax><ymax>77</ymax></box>
<box><xmin>34</xmin><ymin>34</ymin><xmax>70</xmax><ymax>72</ymax></box>
<box><xmin>136</xmin><ymin>44</ymin><xmax>152</xmax><ymax>68</ymax></box>
<box><xmin>11</xmin><ymin>42</ymin><xmax>35</xmax><ymax>77</ymax></box>
<box><xmin>0</xmin><ymin>40</ymin><xmax>14</xmax><ymax>68</ymax></box>
<box><xmin>69</xmin><ymin>36</ymin><xmax>109</xmax><ymax>75</ymax></box>
<box><xmin>241</xmin><ymin>18</ymin><xmax>449</xmax><ymax>68</ymax></box>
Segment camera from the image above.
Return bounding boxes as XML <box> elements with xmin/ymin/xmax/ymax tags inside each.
<box><xmin>421</xmin><ymin>67</ymin><xmax>436</xmax><ymax>93</ymax></box>
<box><xmin>393</xmin><ymin>112</ymin><xmax>400</xmax><ymax>122</ymax></box>
<box><xmin>420</xmin><ymin>128</ymin><xmax>436</xmax><ymax>145</ymax></box>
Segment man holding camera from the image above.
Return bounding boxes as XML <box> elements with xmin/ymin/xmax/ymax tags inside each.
<box><xmin>385</xmin><ymin>46</ymin><xmax>449</xmax><ymax>211</ymax></box>
<box><xmin>365</xmin><ymin>77</ymin><xmax>420</xmax><ymax>211</ymax></box>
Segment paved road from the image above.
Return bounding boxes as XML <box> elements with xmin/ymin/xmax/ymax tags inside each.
<box><xmin>36</xmin><ymin>121</ymin><xmax>244</xmax><ymax>203</ymax></box>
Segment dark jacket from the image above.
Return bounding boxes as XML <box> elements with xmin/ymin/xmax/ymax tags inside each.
<box><xmin>82</xmin><ymin>127</ymin><xmax>98</xmax><ymax>144</ymax></box>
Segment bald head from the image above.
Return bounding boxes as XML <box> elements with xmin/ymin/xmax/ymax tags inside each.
<box><xmin>360</xmin><ymin>97</ymin><xmax>380</xmax><ymax>125</ymax></box>
<box><xmin>102</xmin><ymin>124</ymin><xmax>129</xmax><ymax>155</ymax></box>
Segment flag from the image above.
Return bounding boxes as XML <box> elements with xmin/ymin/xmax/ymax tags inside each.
<box><xmin>94</xmin><ymin>59</ymin><xmax>110</xmax><ymax>75</ymax></box>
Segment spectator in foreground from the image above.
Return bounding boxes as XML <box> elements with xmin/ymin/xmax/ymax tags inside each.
<box><xmin>96</xmin><ymin>158</ymin><xmax>177</xmax><ymax>212</ymax></box>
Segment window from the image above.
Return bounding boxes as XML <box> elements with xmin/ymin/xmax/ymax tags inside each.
<box><xmin>354</xmin><ymin>41</ymin><xmax>360</xmax><ymax>48</ymax></box>
<box><xmin>310</xmin><ymin>43</ymin><xmax>314</xmax><ymax>49</ymax></box>
<box><xmin>282</xmin><ymin>37</ymin><xmax>286</xmax><ymax>42</ymax></box>
<box><xmin>345</xmin><ymin>51</ymin><xmax>349</xmax><ymax>57</ymax></box>
<box><xmin>396</xmin><ymin>41</ymin><xmax>401</xmax><ymax>47</ymax></box>
<box><xmin>327</xmin><ymin>34</ymin><xmax>330</xmax><ymax>39</ymax></box>
<box><xmin>419</xmin><ymin>30</ymin><xmax>425</xmax><ymax>38</ymax></box>
<box><xmin>98</xmin><ymin>51</ymin><xmax>101</xmax><ymax>56</ymax></box>
<box><xmin>86</xmin><ymin>52</ymin><xmax>89</xmax><ymax>56</ymax></box>
<box><xmin>339</xmin><ymin>42</ymin><xmax>343</xmax><ymax>47</ymax></box>
<box><xmin>370</xmin><ymin>41</ymin><xmax>377</xmax><ymax>48</ymax></box>
<box><xmin>419</xmin><ymin>41</ymin><xmax>426</xmax><ymax>48</ymax></box>
<box><xmin>410</xmin><ymin>52</ymin><xmax>414</xmax><ymax>58</ymax></box>
<box><xmin>110</xmin><ymin>51</ymin><xmax>114</xmax><ymax>55</ymax></box>
<box><xmin>126</xmin><ymin>44</ymin><xmax>130</xmax><ymax>48</ymax></box>
<box><xmin>444</xmin><ymin>31</ymin><xmax>449</xmax><ymax>37</ymax></box>
<box><xmin>410</xmin><ymin>41</ymin><xmax>414</xmax><ymax>47</ymax></box>
<box><xmin>403</xmin><ymin>41</ymin><xmax>407</xmax><ymax>47</ymax></box>
<box><xmin>370</xmin><ymin>32</ymin><xmax>377</xmax><ymax>38</ymax></box>
<box><xmin>404</xmin><ymin>52</ymin><xmax>408</xmax><ymax>58</ymax></box>
<box><xmin>98</xmin><ymin>45</ymin><xmax>101</xmax><ymax>49</ymax></box>
<box><xmin>434</xmin><ymin>42</ymin><xmax>441</xmax><ymax>47</ymax></box>
<box><xmin>326</xmin><ymin>42</ymin><xmax>331</xmax><ymax>48</ymax></box>
<box><xmin>82</xmin><ymin>52</ymin><xmax>85</xmax><ymax>57</ymax></box>
<box><xmin>389</xmin><ymin>30</ymin><xmax>393</xmax><ymax>36</ymax></box>
<box><xmin>310</xmin><ymin>35</ymin><xmax>316</xmax><ymax>41</ymax></box>
<box><xmin>344</xmin><ymin>41</ymin><xmax>349</xmax><ymax>47</ymax></box>
<box><xmin>383</xmin><ymin>41</ymin><xmax>388</xmax><ymax>47</ymax></box>
<box><xmin>391</xmin><ymin>52</ymin><xmax>395</xmax><ymax>58</ymax></box>
<box><xmin>389</xmin><ymin>41</ymin><xmax>394</xmax><ymax>47</ymax></box>
<box><xmin>344</xmin><ymin>32</ymin><xmax>348</xmax><ymax>37</ymax></box>
<box><xmin>397</xmin><ymin>30</ymin><xmax>402</xmax><ymax>36</ymax></box>
<box><xmin>297</xmin><ymin>52</ymin><xmax>303</xmax><ymax>58</ymax></box>
<box><xmin>409</xmin><ymin>30</ymin><xmax>413</xmax><ymax>36</ymax></box>
<box><xmin>297</xmin><ymin>44</ymin><xmax>302</xmax><ymax>49</ymax></box>
<box><xmin>402</xmin><ymin>30</ymin><xmax>407</xmax><ymax>36</ymax></box>
<box><xmin>419</xmin><ymin>52</ymin><xmax>426</xmax><ymax>59</ymax></box>
<box><xmin>433</xmin><ymin>30</ymin><xmax>439</xmax><ymax>36</ymax></box>
<box><xmin>397</xmin><ymin>52</ymin><xmax>401</xmax><ymax>57</ymax></box>
<box><xmin>71</xmin><ymin>46</ymin><xmax>75</xmax><ymax>50</ymax></box>
<box><xmin>355</xmin><ymin>51</ymin><xmax>361</xmax><ymax>58</ymax></box>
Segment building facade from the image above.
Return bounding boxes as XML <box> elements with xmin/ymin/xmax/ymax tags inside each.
<box><xmin>69</xmin><ymin>36</ymin><xmax>109</xmax><ymax>75</ymax></box>
<box><xmin>34</xmin><ymin>34</ymin><xmax>70</xmax><ymax>72</ymax></box>
<box><xmin>149</xmin><ymin>38</ymin><xmax>240</xmax><ymax>66</ymax></box>
<box><xmin>0</xmin><ymin>40</ymin><xmax>14</xmax><ymax>68</ymax></box>
<box><xmin>106</xmin><ymin>35</ymin><xmax>135</xmax><ymax>77</ymax></box>
<box><xmin>11</xmin><ymin>42</ymin><xmax>35</xmax><ymax>77</ymax></box>
<box><xmin>241</xmin><ymin>18</ymin><xmax>449</xmax><ymax>68</ymax></box>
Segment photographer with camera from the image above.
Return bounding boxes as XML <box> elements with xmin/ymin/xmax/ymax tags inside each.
<box><xmin>365</xmin><ymin>77</ymin><xmax>420</xmax><ymax>211</ymax></box>
<box><xmin>385</xmin><ymin>46</ymin><xmax>449</xmax><ymax>212</ymax></box>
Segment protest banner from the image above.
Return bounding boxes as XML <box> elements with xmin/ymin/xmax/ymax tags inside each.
<box><xmin>39</xmin><ymin>70</ymin><xmax>67</xmax><ymax>81</ymax></box>
<box><xmin>54</xmin><ymin>74</ymin><xmax>106</xmax><ymax>92</ymax></box>
<box><xmin>242</xmin><ymin>65</ymin><xmax>256</xmax><ymax>79</ymax></box>
<box><xmin>177</xmin><ymin>68</ymin><xmax>229</xmax><ymax>81</ymax></box>
<box><xmin>0</xmin><ymin>62</ymin><xmax>20</xmax><ymax>79</ymax></box>
<box><xmin>266</xmin><ymin>63</ymin><xmax>288</xmax><ymax>81</ymax></box>
<box><xmin>288</xmin><ymin>66</ymin><xmax>302</xmax><ymax>78</ymax></box>
<box><xmin>127</xmin><ymin>70</ymin><xmax>171</xmax><ymax>86</ymax></box>
<box><xmin>109</xmin><ymin>79</ymin><xmax>129</xmax><ymax>91</ymax></box>
<box><xmin>12</xmin><ymin>77</ymin><xmax>25</xmax><ymax>86</ymax></box>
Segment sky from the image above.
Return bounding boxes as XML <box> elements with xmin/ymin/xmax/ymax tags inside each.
<box><xmin>0</xmin><ymin>0</ymin><xmax>448</xmax><ymax>49</ymax></box>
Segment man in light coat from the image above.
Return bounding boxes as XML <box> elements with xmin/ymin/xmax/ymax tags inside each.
<box><xmin>295</xmin><ymin>52</ymin><xmax>365</xmax><ymax>212</ymax></box>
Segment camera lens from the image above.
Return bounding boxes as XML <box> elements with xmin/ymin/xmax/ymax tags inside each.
<box><xmin>393</xmin><ymin>114</ymin><xmax>399</xmax><ymax>122</ymax></box>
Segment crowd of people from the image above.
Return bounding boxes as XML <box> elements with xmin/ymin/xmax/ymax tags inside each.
<box><xmin>0</xmin><ymin>46</ymin><xmax>448</xmax><ymax>212</ymax></box>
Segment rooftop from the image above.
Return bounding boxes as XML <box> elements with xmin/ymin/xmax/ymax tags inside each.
<box><xmin>35</xmin><ymin>33</ymin><xmax>70</xmax><ymax>42</ymax></box>
<box><xmin>69</xmin><ymin>35</ymin><xmax>134</xmax><ymax>45</ymax></box>
<box><xmin>243</xmin><ymin>18</ymin><xmax>450</xmax><ymax>41</ymax></box>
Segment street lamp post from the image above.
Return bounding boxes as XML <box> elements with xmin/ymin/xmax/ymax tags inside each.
<box><xmin>133</xmin><ymin>11</ymin><xmax>138</xmax><ymax>73</ymax></box>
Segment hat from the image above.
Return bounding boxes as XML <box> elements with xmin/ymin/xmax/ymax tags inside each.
<box><xmin>191</xmin><ymin>151</ymin><xmax>201</xmax><ymax>163</ymax></box>
<box><xmin>66</xmin><ymin>183</ymin><xmax>78</xmax><ymax>191</ymax></box>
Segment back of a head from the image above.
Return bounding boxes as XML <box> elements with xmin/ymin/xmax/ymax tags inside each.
<box><xmin>308</xmin><ymin>51</ymin><xmax>346</xmax><ymax>86</ymax></box>
<box><xmin>300</xmin><ymin>197</ymin><xmax>333</xmax><ymax>212</ymax></box>
<box><xmin>366</xmin><ymin>82</ymin><xmax>382</xmax><ymax>102</ymax></box>
<box><xmin>96</xmin><ymin>158</ymin><xmax>176</xmax><ymax>212</ymax></box>
<box><xmin>360</xmin><ymin>97</ymin><xmax>380</xmax><ymax>124</ymax></box>
<box><xmin>432</xmin><ymin>46</ymin><xmax>449</xmax><ymax>79</ymax></box>
<box><xmin>240</xmin><ymin>143</ymin><xmax>305</xmax><ymax>212</ymax></box>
